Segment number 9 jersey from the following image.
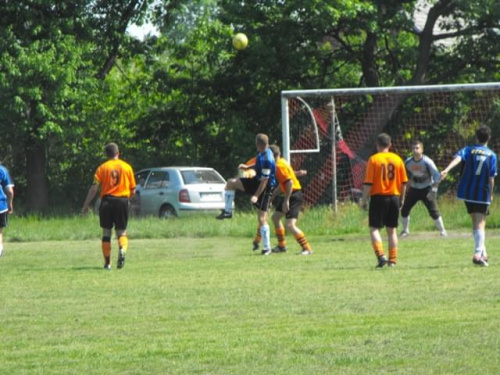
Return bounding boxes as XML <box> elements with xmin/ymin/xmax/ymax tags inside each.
<box><xmin>364</xmin><ymin>151</ymin><xmax>408</xmax><ymax>196</ymax></box>
<box><xmin>455</xmin><ymin>145</ymin><xmax>497</xmax><ymax>204</ymax></box>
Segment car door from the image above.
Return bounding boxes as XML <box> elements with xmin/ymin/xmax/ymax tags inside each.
<box><xmin>131</xmin><ymin>170</ymin><xmax>150</xmax><ymax>215</ymax></box>
<box><xmin>140</xmin><ymin>170</ymin><xmax>172</xmax><ymax>216</ymax></box>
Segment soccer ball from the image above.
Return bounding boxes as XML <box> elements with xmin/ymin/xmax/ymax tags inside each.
<box><xmin>232</xmin><ymin>33</ymin><xmax>248</xmax><ymax>50</ymax></box>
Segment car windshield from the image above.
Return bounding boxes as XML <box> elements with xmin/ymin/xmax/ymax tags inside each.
<box><xmin>181</xmin><ymin>170</ymin><xmax>224</xmax><ymax>185</ymax></box>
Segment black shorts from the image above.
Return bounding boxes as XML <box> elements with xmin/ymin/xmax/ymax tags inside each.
<box><xmin>400</xmin><ymin>186</ymin><xmax>440</xmax><ymax>220</ymax></box>
<box><xmin>99</xmin><ymin>196</ymin><xmax>129</xmax><ymax>230</ymax></box>
<box><xmin>240</xmin><ymin>178</ymin><xmax>275</xmax><ymax>212</ymax></box>
<box><xmin>369</xmin><ymin>195</ymin><xmax>401</xmax><ymax>229</ymax></box>
<box><xmin>0</xmin><ymin>212</ymin><xmax>8</xmax><ymax>228</ymax></box>
<box><xmin>274</xmin><ymin>190</ymin><xmax>303</xmax><ymax>219</ymax></box>
<box><xmin>465</xmin><ymin>201</ymin><xmax>490</xmax><ymax>215</ymax></box>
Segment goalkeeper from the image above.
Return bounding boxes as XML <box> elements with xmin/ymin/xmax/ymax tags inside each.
<box><xmin>400</xmin><ymin>140</ymin><xmax>447</xmax><ymax>237</ymax></box>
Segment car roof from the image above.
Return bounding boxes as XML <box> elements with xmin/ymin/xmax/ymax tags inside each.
<box><xmin>136</xmin><ymin>166</ymin><xmax>215</xmax><ymax>173</ymax></box>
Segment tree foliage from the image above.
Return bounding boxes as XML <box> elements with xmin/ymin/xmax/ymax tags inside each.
<box><xmin>0</xmin><ymin>0</ymin><xmax>498</xmax><ymax>212</ymax></box>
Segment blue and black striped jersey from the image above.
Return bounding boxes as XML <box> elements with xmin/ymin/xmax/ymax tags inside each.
<box><xmin>255</xmin><ymin>148</ymin><xmax>277</xmax><ymax>187</ymax></box>
<box><xmin>456</xmin><ymin>145</ymin><xmax>497</xmax><ymax>204</ymax></box>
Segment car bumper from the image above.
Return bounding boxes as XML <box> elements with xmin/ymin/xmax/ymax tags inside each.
<box><xmin>176</xmin><ymin>202</ymin><xmax>229</xmax><ymax>216</ymax></box>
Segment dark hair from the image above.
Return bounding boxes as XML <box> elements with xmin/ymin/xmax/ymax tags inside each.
<box><xmin>412</xmin><ymin>140</ymin><xmax>423</xmax><ymax>148</ymax></box>
<box><xmin>476</xmin><ymin>125</ymin><xmax>491</xmax><ymax>144</ymax></box>
<box><xmin>377</xmin><ymin>133</ymin><xmax>391</xmax><ymax>148</ymax></box>
<box><xmin>270</xmin><ymin>144</ymin><xmax>281</xmax><ymax>159</ymax></box>
<box><xmin>105</xmin><ymin>143</ymin><xmax>119</xmax><ymax>158</ymax></box>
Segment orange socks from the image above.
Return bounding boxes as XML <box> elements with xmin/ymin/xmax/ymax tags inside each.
<box><xmin>372</xmin><ymin>241</ymin><xmax>384</xmax><ymax>258</ymax></box>
<box><xmin>102</xmin><ymin>239</ymin><xmax>111</xmax><ymax>265</ymax></box>
<box><xmin>389</xmin><ymin>248</ymin><xmax>397</xmax><ymax>264</ymax></box>
<box><xmin>275</xmin><ymin>227</ymin><xmax>286</xmax><ymax>248</ymax></box>
<box><xmin>253</xmin><ymin>226</ymin><xmax>262</xmax><ymax>245</ymax></box>
<box><xmin>295</xmin><ymin>231</ymin><xmax>311</xmax><ymax>251</ymax></box>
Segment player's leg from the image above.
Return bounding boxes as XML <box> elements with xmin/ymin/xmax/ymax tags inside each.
<box><xmin>258</xmin><ymin>210</ymin><xmax>271</xmax><ymax>255</ymax></box>
<box><xmin>216</xmin><ymin>178</ymin><xmax>245</xmax><ymax>219</ymax></box>
<box><xmin>422</xmin><ymin>192</ymin><xmax>447</xmax><ymax>236</ymax></box>
<box><xmin>369</xmin><ymin>196</ymin><xmax>387</xmax><ymax>267</ymax></box>
<box><xmin>385</xmin><ymin>196</ymin><xmax>401</xmax><ymax>266</ymax></box>
<box><xmin>99</xmin><ymin>197</ymin><xmax>114</xmax><ymax>269</ymax></box>
<box><xmin>465</xmin><ymin>202</ymin><xmax>488</xmax><ymax>266</ymax></box>
<box><xmin>0</xmin><ymin>212</ymin><xmax>7</xmax><ymax>257</ymax></box>
<box><xmin>258</xmin><ymin>185</ymin><xmax>274</xmax><ymax>255</ymax></box>
<box><xmin>252</xmin><ymin>224</ymin><xmax>261</xmax><ymax>251</ymax></box>
<box><xmin>271</xmin><ymin>196</ymin><xmax>287</xmax><ymax>253</ymax></box>
<box><xmin>0</xmin><ymin>228</ymin><xmax>4</xmax><ymax>257</ymax></box>
<box><xmin>285</xmin><ymin>191</ymin><xmax>312</xmax><ymax>255</ymax></box>
<box><xmin>400</xmin><ymin>188</ymin><xmax>420</xmax><ymax>237</ymax></box>
<box><xmin>386</xmin><ymin>227</ymin><xmax>398</xmax><ymax>266</ymax></box>
<box><xmin>114</xmin><ymin>197</ymin><xmax>130</xmax><ymax>269</ymax></box>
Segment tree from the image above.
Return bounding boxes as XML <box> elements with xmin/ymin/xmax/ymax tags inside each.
<box><xmin>217</xmin><ymin>0</ymin><xmax>500</xmax><ymax>160</ymax></box>
<box><xmin>0</xmin><ymin>0</ymin><xmax>151</xmax><ymax>211</ymax></box>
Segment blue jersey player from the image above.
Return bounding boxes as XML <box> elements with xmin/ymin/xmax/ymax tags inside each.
<box><xmin>441</xmin><ymin>125</ymin><xmax>497</xmax><ymax>266</ymax></box>
<box><xmin>0</xmin><ymin>165</ymin><xmax>14</xmax><ymax>257</ymax></box>
<box><xmin>216</xmin><ymin>133</ymin><xmax>277</xmax><ymax>255</ymax></box>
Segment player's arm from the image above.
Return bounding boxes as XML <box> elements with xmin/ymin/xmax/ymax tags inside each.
<box><xmin>250</xmin><ymin>177</ymin><xmax>269</xmax><ymax>204</ymax></box>
<box><xmin>4</xmin><ymin>185</ymin><xmax>14</xmax><ymax>214</ymax></box>
<box><xmin>282</xmin><ymin>179</ymin><xmax>293</xmax><ymax>213</ymax></box>
<box><xmin>400</xmin><ymin>182</ymin><xmax>407</xmax><ymax>207</ymax></box>
<box><xmin>129</xmin><ymin>169</ymin><xmax>137</xmax><ymax>199</ymax></box>
<box><xmin>270</xmin><ymin>186</ymin><xmax>280</xmax><ymax>202</ymax></box>
<box><xmin>82</xmin><ymin>179</ymin><xmax>100</xmax><ymax>214</ymax></box>
<box><xmin>360</xmin><ymin>184</ymin><xmax>372</xmax><ymax>210</ymax></box>
<box><xmin>295</xmin><ymin>170</ymin><xmax>307</xmax><ymax>177</ymax></box>
<box><xmin>239</xmin><ymin>157</ymin><xmax>256</xmax><ymax>170</ymax></box>
<box><xmin>490</xmin><ymin>177</ymin><xmax>495</xmax><ymax>202</ymax></box>
<box><xmin>238</xmin><ymin>163</ymin><xmax>253</xmax><ymax>170</ymax></box>
<box><xmin>440</xmin><ymin>155</ymin><xmax>462</xmax><ymax>181</ymax></box>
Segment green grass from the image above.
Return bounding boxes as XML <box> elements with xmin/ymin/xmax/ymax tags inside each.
<box><xmin>7</xmin><ymin>197</ymin><xmax>500</xmax><ymax>242</ymax></box>
<box><xmin>1</xmin><ymin>233</ymin><xmax>499</xmax><ymax>374</ymax></box>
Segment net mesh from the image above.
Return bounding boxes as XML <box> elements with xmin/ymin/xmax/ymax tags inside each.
<box><xmin>286</xmin><ymin>88</ymin><xmax>500</xmax><ymax>206</ymax></box>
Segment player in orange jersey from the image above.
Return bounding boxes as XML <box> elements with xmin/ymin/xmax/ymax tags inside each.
<box><xmin>360</xmin><ymin>133</ymin><xmax>408</xmax><ymax>268</ymax></box>
<box><xmin>82</xmin><ymin>143</ymin><xmax>136</xmax><ymax>270</ymax></box>
<box><xmin>268</xmin><ymin>144</ymin><xmax>312</xmax><ymax>255</ymax></box>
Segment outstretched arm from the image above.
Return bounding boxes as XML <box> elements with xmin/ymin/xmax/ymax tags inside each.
<box><xmin>440</xmin><ymin>156</ymin><xmax>462</xmax><ymax>181</ymax></box>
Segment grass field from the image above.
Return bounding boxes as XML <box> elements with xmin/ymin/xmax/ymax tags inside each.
<box><xmin>1</xmin><ymin>228</ymin><xmax>499</xmax><ymax>374</ymax></box>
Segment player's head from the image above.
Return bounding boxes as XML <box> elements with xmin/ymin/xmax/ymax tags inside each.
<box><xmin>105</xmin><ymin>143</ymin><xmax>119</xmax><ymax>158</ymax></box>
<box><xmin>476</xmin><ymin>125</ymin><xmax>491</xmax><ymax>144</ymax></box>
<box><xmin>270</xmin><ymin>144</ymin><xmax>281</xmax><ymax>159</ymax></box>
<box><xmin>412</xmin><ymin>140</ymin><xmax>423</xmax><ymax>157</ymax></box>
<box><xmin>376</xmin><ymin>133</ymin><xmax>391</xmax><ymax>151</ymax></box>
<box><xmin>255</xmin><ymin>133</ymin><xmax>269</xmax><ymax>151</ymax></box>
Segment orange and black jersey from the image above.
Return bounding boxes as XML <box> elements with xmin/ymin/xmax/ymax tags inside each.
<box><xmin>94</xmin><ymin>159</ymin><xmax>136</xmax><ymax>199</ymax></box>
<box><xmin>364</xmin><ymin>152</ymin><xmax>408</xmax><ymax>196</ymax></box>
<box><xmin>275</xmin><ymin>157</ymin><xmax>301</xmax><ymax>193</ymax></box>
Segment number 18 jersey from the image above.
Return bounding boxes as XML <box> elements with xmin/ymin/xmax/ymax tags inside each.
<box><xmin>364</xmin><ymin>151</ymin><xmax>408</xmax><ymax>196</ymax></box>
<box><xmin>456</xmin><ymin>145</ymin><xmax>497</xmax><ymax>204</ymax></box>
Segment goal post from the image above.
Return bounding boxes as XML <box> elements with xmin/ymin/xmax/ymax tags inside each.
<box><xmin>281</xmin><ymin>82</ymin><xmax>500</xmax><ymax>213</ymax></box>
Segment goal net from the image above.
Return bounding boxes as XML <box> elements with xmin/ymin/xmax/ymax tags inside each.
<box><xmin>281</xmin><ymin>83</ymin><xmax>500</xmax><ymax>211</ymax></box>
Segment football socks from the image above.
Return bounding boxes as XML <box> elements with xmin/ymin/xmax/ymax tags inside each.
<box><xmin>261</xmin><ymin>224</ymin><xmax>270</xmax><ymax>251</ymax></box>
<box><xmin>224</xmin><ymin>190</ymin><xmax>235</xmax><ymax>213</ymax></box>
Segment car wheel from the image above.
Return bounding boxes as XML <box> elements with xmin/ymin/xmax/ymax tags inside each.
<box><xmin>159</xmin><ymin>204</ymin><xmax>177</xmax><ymax>219</ymax></box>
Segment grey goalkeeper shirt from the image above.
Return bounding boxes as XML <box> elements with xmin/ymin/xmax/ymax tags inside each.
<box><xmin>404</xmin><ymin>155</ymin><xmax>441</xmax><ymax>189</ymax></box>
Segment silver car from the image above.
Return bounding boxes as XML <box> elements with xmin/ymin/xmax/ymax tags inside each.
<box><xmin>133</xmin><ymin>167</ymin><xmax>228</xmax><ymax>218</ymax></box>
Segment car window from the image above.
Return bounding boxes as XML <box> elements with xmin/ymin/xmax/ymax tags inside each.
<box><xmin>135</xmin><ymin>170</ymin><xmax>150</xmax><ymax>187</ymax></box>
<box><xmin>181</xmin><ymin>170</ymin><xmax>225</xmax><ymax>185</ymax></box>
<box><xmin>145</xmin><ymin>171</ymin><xmax>169</xmax><ymax>189</ymax></box>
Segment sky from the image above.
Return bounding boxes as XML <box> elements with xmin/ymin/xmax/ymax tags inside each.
<box><xmin>127</xmin><ymin>23</ymin><xmax>159</xmax><ymax>40</ymax></box>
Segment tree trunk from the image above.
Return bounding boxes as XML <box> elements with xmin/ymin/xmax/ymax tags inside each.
<box><xmin>26</xmin><ymin>140</ymin><xmax>50</xmax><ymax>211</ymax></box>
<box><xmin>25</xmin><ymin>101</ymin><xmax>50</xmax><ymax>212</ymax></box>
